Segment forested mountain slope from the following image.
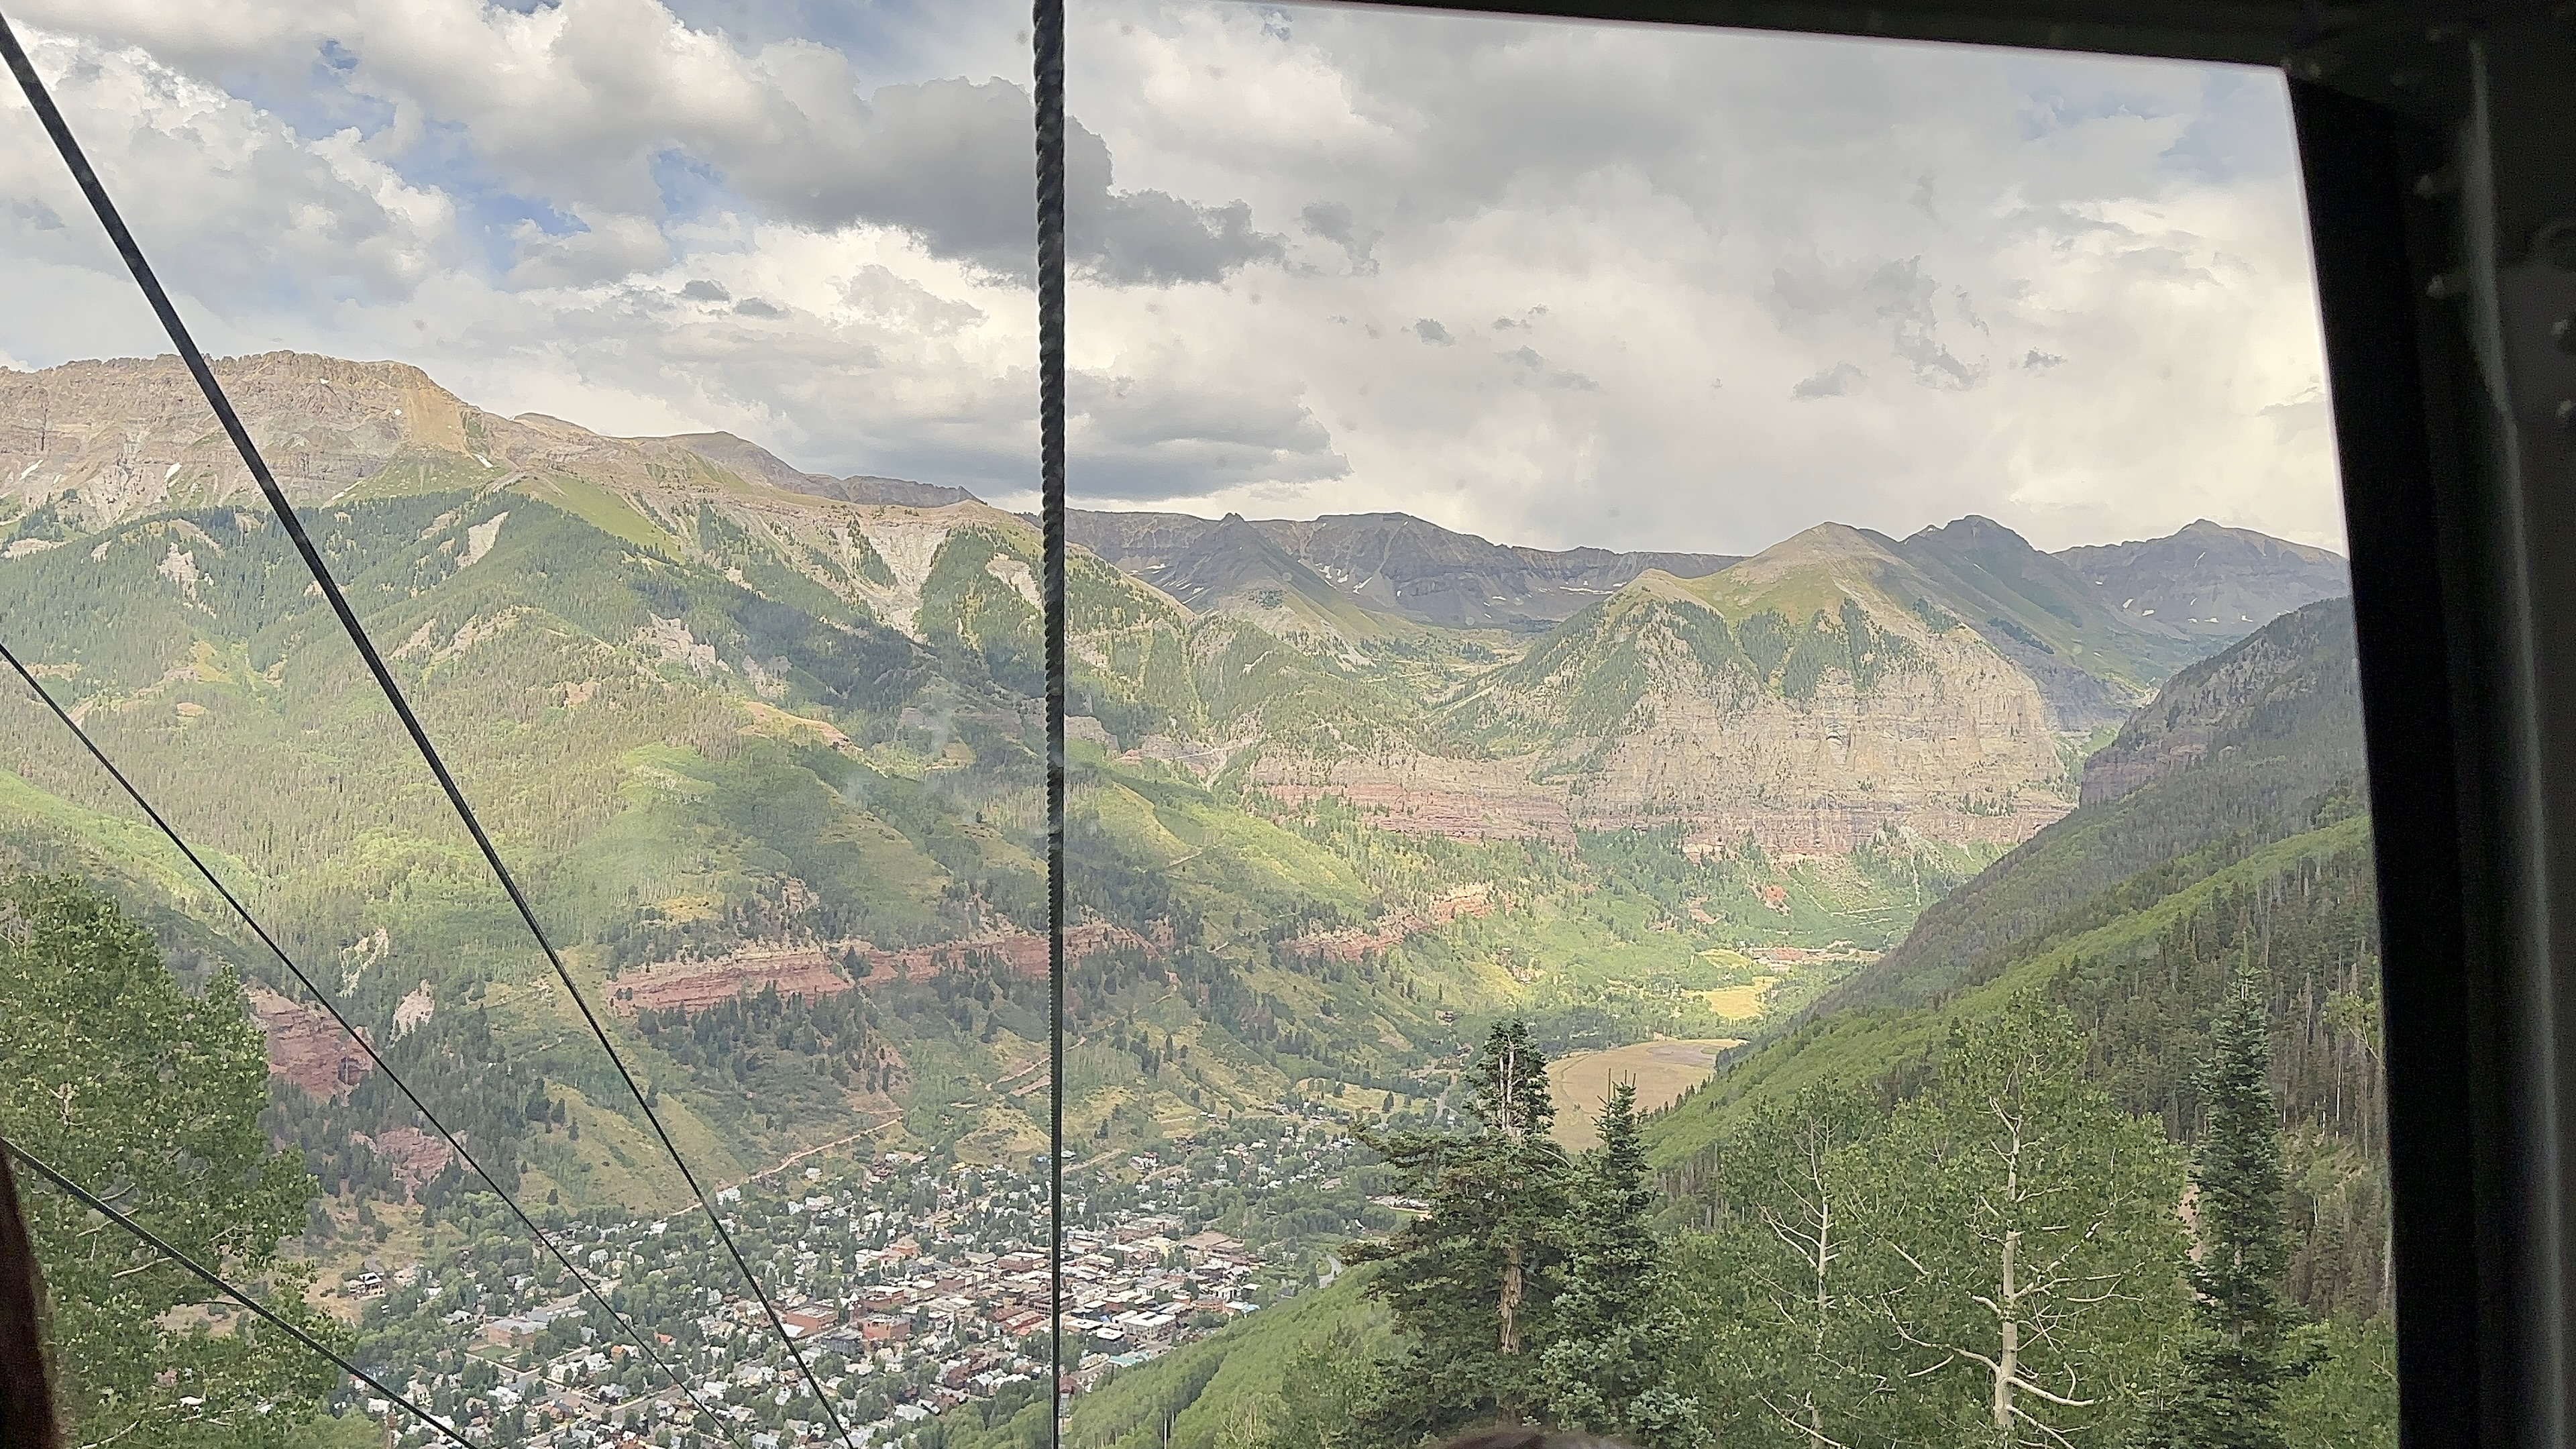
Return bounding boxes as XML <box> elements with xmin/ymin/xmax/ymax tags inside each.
<box><xmin>1793</xmin><ymin>598</ymin><xmax>2363</xmax><ymax>1018</ymax></box>
<box><xmin>1644</xmin><ymin>596</ymin><xmax>2385</xmax><ymax>1316</ymax></box>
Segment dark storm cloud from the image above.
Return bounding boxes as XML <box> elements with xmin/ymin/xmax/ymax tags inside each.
<box><xmin>1066</xmin><ymin>368</ymin><xmax>1347</xmax><ymax>501</ymax></box>
<box><xmin>728</xmin><ymin>78</ymin><xmax>1281</xmax><ymax>286</ymax></box>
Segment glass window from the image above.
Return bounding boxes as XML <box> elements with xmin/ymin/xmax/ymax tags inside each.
<box><xmin>1061</xmin><ymin>7</ymin><xmax>2390</xmax><ymax>1449</ymax></box>
<box><xmin>0</xmin><ymin>4</ymin><xmax>2394</xmax><ymax>1449</ymax></box>
<box><xmin>0</xmin><ymin>7</ymin><xmax>1050</xmax><ymax>1448</ymax></box>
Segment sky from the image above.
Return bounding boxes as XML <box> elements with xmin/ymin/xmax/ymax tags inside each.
<box><xmin>0</xmin><ymin>0</ymin><xmax>2346</xmax><ymax>555</ymax></box>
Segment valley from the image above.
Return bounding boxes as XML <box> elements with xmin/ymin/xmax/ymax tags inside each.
<box><xmin>0</xmin><ymin>350</ymin><xmax>2371</xmax><ymax>1449</ymax></box>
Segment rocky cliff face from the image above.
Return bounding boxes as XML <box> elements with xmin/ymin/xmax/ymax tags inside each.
<box><xmin>0</xmin><ymin>353</ymin><xmax>491</xmax><ymax>526</ymax></box>
<box><xmin>1</xmin><ymin>350</ymin><xmax>2343</xmax><ymax>870</ymax></box>
<box><xmin>2057</xmin><ymin>519</ymin><xmax>2350</xmax><ymax>642</ymax></box>
<box><xmin>1394</xmin><ymin>527</ymin><xmax>2074</xmax><ymax>852</ymax></box>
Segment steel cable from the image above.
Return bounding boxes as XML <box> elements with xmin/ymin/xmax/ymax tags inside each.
<box><xmin>1030</xmin><ymin>0</ymin><xmax>1069</xmax><ymax>1442</ymax></box>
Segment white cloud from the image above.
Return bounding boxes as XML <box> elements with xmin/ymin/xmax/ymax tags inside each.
<box><xmin>0</xmin><ymin>0</ymin><xmax>2344</xmax><ymax>555</ymax></box>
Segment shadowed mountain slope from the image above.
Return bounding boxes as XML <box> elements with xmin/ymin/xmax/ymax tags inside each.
<box><xmin>1067</xmin><ymin>508</ymin><xmax>1737</xmax><ymax>629</ymax></box>
<box><xmin>1895</xmin><ymin>515</ymin><xmax>2214</xmax><ymax>727</ymax></box>
<box><xmin>2057</xmin><ymin>519</ymin><xmax>2351</xmax><ymax>641</ymax></box>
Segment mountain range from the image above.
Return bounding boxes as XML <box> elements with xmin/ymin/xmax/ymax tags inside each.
<box><xmin>0</xmin><ymin>350</ymin><xmax>2357</xmax><ymax>1195</ymax></box>
<box><xmin>0</xmin><ymin>353</ymin><xmax>2349</xmax><ymax>871</ymax></box>
<box><xmin>0</xmin><ymin>350</ymin><xmax>2393</xmax><ymax>1448</ymax></box>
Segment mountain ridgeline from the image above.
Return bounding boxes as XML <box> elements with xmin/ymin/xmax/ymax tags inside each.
<box><xmin>0</xmin><ymin>350</ymin><xmax>2392</xmax><ymax>1447</ymax></box>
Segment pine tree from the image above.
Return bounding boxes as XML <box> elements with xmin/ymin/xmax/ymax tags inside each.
<box><xmin>1351</xmin><ymin>1019</ymin><xmax>1570</xmax><ymax>1442</ymax></box>
<box><xmin>2145</xmin><ymin>963</ymin><xmax>2298</xmax><ymax>1449</ymax></box>
<box><xmin>1540</xmin><ymin>1080</ymin><xmax>1705</xmax><ymax>1446</ymax></box>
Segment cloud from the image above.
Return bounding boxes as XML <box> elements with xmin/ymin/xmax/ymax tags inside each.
<box><xmin>837</xmin><ymin>264</ymin><xmax>985</xmax><ymax>336</ymax></box>
<box><xmin>1792</xmin><ymin>363</ymin><xmax>1868</xmax><ymax>400</ymax></box>
<box><xmin>0</xmin><ymin>0</ymin><xmax>2347</xmax><ymax>556</ymax></box>
<box><xmin>4</xmin><ymin>1</ymin><xmax>1279</xmax><ymax>290</ymax></box>
<box><xmin>1298</xmin><ymin>200</ymin><xmax>1378</xmax><ymax>274</ymax></box>
<box><xmin>505</xmin><ymin>208</ymin><xmax>670</xmax><ymax>288</ymax></box>
<box><xmin>729</xmin><ymin>74</ymin><xmax>1282</xmax><ymax>285</ymax></box>
<box><xmin>0</xmin><ymin>27</ymin><xmax>453</xmax><ymax>309</ymax></box>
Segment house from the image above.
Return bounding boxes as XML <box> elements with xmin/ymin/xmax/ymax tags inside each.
<box><xmin>1179</xmin><ymin>1231</ymin><xmax>1244</xmax><ymax>1263</ymax></box>
<box><xmin>780</xmin><ymin>1306</ymin><xmax>837</xmax><ymax>1338</ymax></box>
<box><xmin>484</xmin><ymin>1317</ymin><xmax>545</xmax><ymax>1346</ymax></box>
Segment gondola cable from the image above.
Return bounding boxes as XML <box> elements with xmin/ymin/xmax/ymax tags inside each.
<box><xmin>1028</xmin><ymin>0</ymin><xmax>1069</xmax><ymax>1444</ymax></box>
<box><xmin>0</xmin><ymin>17</ymin><xmax>859</xmax><ymax>1445</ymax></box>
<box><xmin>0</xmin><ymin>1136</ymin><xmax>480</xmax><ymax>1449</ymax></box>
<box><xmin>0</xmin><ymin>641</ymin><xmax>756</xmax><ymax>1449</ymax></box>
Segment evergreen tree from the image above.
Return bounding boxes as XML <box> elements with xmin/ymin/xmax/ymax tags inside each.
<box><xmin>1351</xmin><ymin>1020</ymin><xmax>1570</xmax><ymax>1442</ymax></box>
<box><xmin>1540</xmin><ymin>1081</ymin><xmax>1705</xmax><ymax>1446</ymax></box>
<box><xmin>2143</xmin><ymin>963</ymin><xmax>2300</xmax><ymax>1449</ymax></box>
